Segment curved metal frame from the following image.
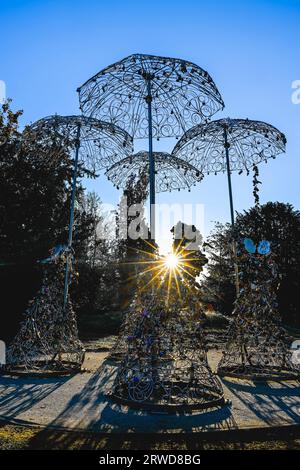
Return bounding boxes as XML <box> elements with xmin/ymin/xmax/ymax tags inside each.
<box><xmin>105</xmin><ymin>151</ymin><xmax>204</xmax><ymax>193</ymax></box>
<box><xmin>26</xmin><ymin>114</ymin><xmax>133</xmax><ymax>172</ymax></box>
<box><xmin>111</xmin><ymin>394</ymin><xmax>227</xmax><ymax>413</ymax></box>
<box><xmin>78</xmin><ymin>53</ymin><xmax>224</xmax><ymax>237</ymax></box>
<box><xmin>4</xmin><ymin>247</ymin><xmax>85</xmax><ymax>376</ymax></box>
<box><xmin>77</xmin><ymin>53</ymin><xmax>224</xmax><ymax>139</ymax></box>
<box><xmin>26</xmin><ymin>115</ymin><xmax>134</xmax><ymax>308</ymax></box>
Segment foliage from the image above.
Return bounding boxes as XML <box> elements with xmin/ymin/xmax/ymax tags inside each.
<box><xmin>0</xmin><ymin>101</ymin><xmax>94</xmax><ymax>263</ymax></box>
<box><xmin>202</xmin><ymin>202</ymin><xmax>300</xmax><ymax>326</ymax></box>
<box><xmin>116</xmin><ymin>168</ymin><xmax>156</xmax><ymax>308</ymax></box>
<box><xmin>201</xmin><ymin>222</ymin><xmax>236</xmax><ymax>316</ymax></box>
<box><xmin>0</xmin><ymin>102</ymin><xmax>96</xmax><ymax>338</ymax></box>
<box><xmin>71</xmin><ymin>192</ymin><xmax>118</xmax><ymax>314</ymax></box>
<box><xmin>234</xmin><ymin>202</ymin><xmax>300</xmax><ymax>326</ymax></box>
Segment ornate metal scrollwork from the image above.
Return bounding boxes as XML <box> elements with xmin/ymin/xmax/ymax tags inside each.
<box><xmin>112</xmin><ymin>294</ymin><xmax>225</xmax><ymax>411</ymax></box>
<box><xmin>25</xmin><ymin>115</ymin><xmax>133</xmax><ymax>172</ymax></box>
<box><xmin>4</xmin><ymin>247</ymin><xmax>85</xmax><ymax>375</ymax></box>
<box><xmin>172</xmin><ymin>118</ymin><xmax>286</xmax><ymax>174</ymax></box>
<box><xmin>105</xmin><ymin>151</ymin><xmax>204</xmax><ymax>193</ymax></box>
<box><xmin>78</xmin><ymin>54</ymin><xmax>224</xmax><ymax>139</ymax></box>
<box><xmin>218</xmin><ymin>241</ymin><xmax>299</xmax><ymax>380</ymax></box>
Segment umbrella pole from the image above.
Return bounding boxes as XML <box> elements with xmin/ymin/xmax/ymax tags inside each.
<box><xmin>224</xmin><ymin>129</ymin><xmax>235</xmax><ymax>227</ymax></box>
<box><xmin>146</xmin><ymin>78</ymin><xmax>155</xmax><ymax>240</ymax></box>
<box><xmin>224</xmin><ymin>128</ymin><xmax>240</xmax><ymax>296</ymax></box>
<box><xmin>63</xmin><ymin>123</ymin><xmax>81</xmax><ymax>309</ymax></box>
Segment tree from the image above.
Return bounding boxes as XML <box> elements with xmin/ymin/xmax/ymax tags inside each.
<box><xmin>0</xmin><ymin>101</ymin><xmax>96</xmax><ymax>339</ymax></box>
<box><xmin>116</xmin><ymin>169</ymin><xmax>156</xmax><ymax>308</ymax></box>
<box><xmin>0</xmin><ymin>101</ymin><xmax>95</xmax><ymax>263</ymax></box>
<box><xmin>201</xmin><ymin>222</ymin><xmax>236</xmax><ymax>316</ymax></box>
<box><xmin>71</xmin><ymin>192</ymin><xmax>121</xmax><ymax>316</ymax></box>
<box><xmin>234</xmin><ymin>202</ymin><xmax>300</xmax><ymax>326</ymax></box>
<box><xmin>202</xmin><ymin>203</ymin><xmax>300</xmax><ymax>326</ymax></box>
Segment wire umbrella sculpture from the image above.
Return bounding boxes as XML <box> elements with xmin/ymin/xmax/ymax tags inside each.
<box><xmin>172</xmin><ymin>118</ymin><xmax>286</xmax><ymax>293</ymax></box>
<box><xmin>27</xmin><ymin>114</ymin><xmax>133</xmax><ymax>172</ymax></box>
<box><xmin>78</xmin><ymin>53</ymin><xmax>224</xmax><ymax>237</ymax></box>
<box><xmin>26</xmin><ymin>115</ymin><xmax>133</xmax><ymax>307</ymax></box>
<box><xmin>172</xmin><ymin>118</ymin><xmax>287</xmax><ymax>227</ymax></box>
<box><xmin>105</xmin><ymin>151</ymin><xmax>204</xmax><ymax>193</ymax></box>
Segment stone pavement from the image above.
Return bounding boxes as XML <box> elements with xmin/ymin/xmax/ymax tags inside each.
<box><xmin>0</xmin><ymin>350</ymin><xmax>299</xmax><ymax>434</ymax></box>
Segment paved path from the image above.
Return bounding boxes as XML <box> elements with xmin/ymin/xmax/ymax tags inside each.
<box><xmin>0</xmin><ymin>350</ymin><xmax>299</xmax><ymax>434</ymax></box>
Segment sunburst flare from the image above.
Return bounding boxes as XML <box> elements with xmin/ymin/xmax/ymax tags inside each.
<box><xmin>120</xmin><ymin>237</ymin><xmax>204</xmax><ymax>303</ymax></box>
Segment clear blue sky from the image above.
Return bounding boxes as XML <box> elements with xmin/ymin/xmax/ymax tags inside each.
<box><xmin>1</xmin><ymin>0</ymin><xmax>299</xmax><ymax>245</ymax></box>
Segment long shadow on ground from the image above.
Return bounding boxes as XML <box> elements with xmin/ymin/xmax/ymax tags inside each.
<box><xmin>222</xmin><ymin>378</ymin><xmax>300</xmax><ymax>426</ymax></box>
<box><xmin>0</xmin><ymin>374</ymin><xmax>72</xmax><ymax>418</ymax></box>
<box><xmin>27</xmin><ymin>359</ymin><xmax>234</xmax><ymax>448</ymax></box>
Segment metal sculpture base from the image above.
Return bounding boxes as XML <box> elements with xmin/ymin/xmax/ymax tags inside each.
<box><xmin>3</xmin><ymin>354</ymin><xmax>85</xmax><ymax>377</ymax></box>
<box><xmin>217</xmin><ymin>246</ymin><xmax>300</xmax><ymax>382</ymax></box>
<box><xmin>112</xmin><ymin>393</ymin><xmax>227</xmax><ymax>413</ymax></box>
<box><xmin>218</xmin><ymin>349</ymin><xmax>300</xmax><ymax>382</ymax></box>
<box><xmin>111</xmin><ymin>294</ymin><xmax>227</xmax><ymax>413</ymax></box>
<box><xmin>4</xmin><ymin>248</ymin><xmax>85</xmax><ymax>376</ymax></box>
<box><xmin>112</xmin><ymin>363</ymin><xmax>227</xmax><ymax>413</ymax></box>
<box><xmin>218</xmin><ymin>370</ymin><xmax>299</xmax><ymax>382</ymax></box>
<box><xmin>0</xmin><ymin>361</ymin><xmax>82</xmax><ymax>377</ymax></box>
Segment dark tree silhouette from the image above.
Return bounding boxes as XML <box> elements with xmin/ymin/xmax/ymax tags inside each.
<box><xmin>202</xmin><ymin>203</ymin><xmax>300</xmax><ymax>326</ymax></box>
<box><xmin>0</xmin><ymin>102</ymin><xmax>96</xmax><ymax>339</ymax></box>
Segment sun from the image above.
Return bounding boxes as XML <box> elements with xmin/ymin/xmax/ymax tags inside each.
<box><xmin>164</xmin><ymin>253</ymin><xmax>180</xmax><ymax>270</ymax></box>
<box><xmin>119</xmin><ymin>238</ymin><xmax>201</xmax><ymax>303</ymax></box>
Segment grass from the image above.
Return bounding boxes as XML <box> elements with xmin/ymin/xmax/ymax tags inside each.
<box><xmin>78</xmin><ymin>311</ymin><xmax>123</xmax><ymax>338</ymax></box>
<box><xmin>0</xmin><ymin>425</ymin><xmax>36</xmax><ymax>450</ymax></box>
<box><xmin>77</xmin><ymin>310</ymin><xmax>229</xmax><ymax>339</ymax></box>
<box><xmin>1</xmin><ymin>424</ymin><xmax>300</xmax><ymax>450</ymax></box>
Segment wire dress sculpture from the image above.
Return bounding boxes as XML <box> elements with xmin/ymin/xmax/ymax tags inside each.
<box><xmin>217</xmin><ymin>239</ymin><xmax>300</xmax><ymax>380</ymax></box>
<box><xmin>4</xmin><ymin>246</ymin><xmax>85</xmax><ymax>375</ymax></box>
<box><xmin>112</xmin><ymin>292</ymin><xmax>226</xmax><ymax>411</ymax></box>
<box><xmin>106</xmin><ymin>151</ymin><xmax>203</xmax><ymax>193</ymax></box>
<box><xmin>111</xmin><ymin>224</ymin><xmax>227</xmax><ymax>412</ymax></box>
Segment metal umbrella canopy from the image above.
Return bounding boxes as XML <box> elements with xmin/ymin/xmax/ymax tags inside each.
<box><xmin>26</xmin><ymin>115</ymin><xmax>133</xmax><ymax>307</ymax></box>
<box><xmin>172</xmin><ymin>118</ymin><xmax>287</xmax><ymax>227</ymax></box>
<box><xmin>105</xmin><ymin>151</ymin><xmax>204</xmax><ymax>193</ymax></box>
<box><xmin>77</xmin><ymin>53</ymin><xmax>224</xmax><ymax>235</ymax></box>
<box><xmin>27</xmin><ymin>114</ymin><xmax>133</xmax><ymax>172</ymax></box>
